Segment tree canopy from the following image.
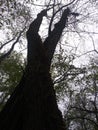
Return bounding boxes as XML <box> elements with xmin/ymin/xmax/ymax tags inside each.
<box><xmin>0</xmin><ymin>52</ymin><xmax>24</xmax><ymax>110</ymax></box>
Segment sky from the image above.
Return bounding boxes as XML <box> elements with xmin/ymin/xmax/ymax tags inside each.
<box><xmin>0</xmin><ymin>0</ymin><xmax>98</xmax><ymax>67</ymax></box>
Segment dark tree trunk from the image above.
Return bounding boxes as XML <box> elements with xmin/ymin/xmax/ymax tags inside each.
<box><xmin>0</xmin><ymin>8</ymin><xmax>70</xmax><ymax>130</ymax></box>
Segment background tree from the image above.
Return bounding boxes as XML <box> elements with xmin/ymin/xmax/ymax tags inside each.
<box><xmin>58</xmin><ymin>55</ymin><xmax>98</xmax><ymax>130</ymax></box>
<box><xmin>0</xmin><ymin>51</ymin><xmax>24</xmax><ymax>111</ymax></box>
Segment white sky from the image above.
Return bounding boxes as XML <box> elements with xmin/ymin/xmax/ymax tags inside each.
<box><xmin>0</xmin><ymin>0</ymin><xmax>98</xmax><ymax>67</ymax></box>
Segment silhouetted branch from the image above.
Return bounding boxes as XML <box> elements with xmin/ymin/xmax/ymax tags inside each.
<box><xmin>0</xmin><ymin>34</ymin><xmax>18</xmax><ymax>50</ymax></box>
<box><xmin>76</xmin><ymin>49</ymin><xmax>98</xmax><ymax>58</ymax></box>
<box><xmin>67</xmin><ymin>116</ymin><xmax>98</xmax><ymax>127</ymax></box>
<box><xmin>48</xmin><ymin>1</ymin><xmax>55</xmax><ymax>35</ymax></box>
<box><xmin>0</xmin><ymin>28</ymin><xmax>26</xmax><ymax>64</ymax></box>
<box><xmin>54</xmin><ymin>69</ymin><xmax>85</xmax><ymax>84</ymax></box>
<box><xmin>54</xmin><ymin>0</ymin><xmax>76</xmax><ymax>15</ymax></box>
<box><xmin>48</xmin><ymin>0</ymin><xmax>76</xmax><ymax>36</ymax></box>
<box><xmin>44</xmin><ymin>8</ymin><xmax>71</xmax><ymax>67</ymax></box>
<box><xmin>71</xmin><ymin>106</ymin><xmax>98</xmax><ymax>114</ymax></box>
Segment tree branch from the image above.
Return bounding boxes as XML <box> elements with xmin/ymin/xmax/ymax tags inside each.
<box><xmin>71</xmin><ymin>106</ymin><xmax>98</xmax><ymax>114</ymax></box>
<box><xmin>44</xmin><ymin>8</ymin><xmax>71</xmax><ymax>68</ymax></box>
<box><xmin>48</xmin><ymin>1</ymin><xmax>55</xmax><ymax>35</ymax></box>
<box><xmin>0</xmin><ymin>28</ymin><xmax>25</xmax><ymax>64</ymax></box>
<box><xmin>67</xmin><ymin>116</ymin><xmax>98</xmax><ymax>127</ymax></box>
<box><xmin>48</xmin><ymin>0</ymin><xmax>76</xmax><ymax>36</ymax></box>
<box><xmin>0</xmin><ymin>34</ymin><xmax>18</xmax><ymax>50</ymax></box>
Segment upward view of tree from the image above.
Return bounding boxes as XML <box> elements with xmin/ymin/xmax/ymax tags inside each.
<box><xmin>0</xmin><ymin>0</ymin><xmax>98</xmax><ymax>130</ymax></box>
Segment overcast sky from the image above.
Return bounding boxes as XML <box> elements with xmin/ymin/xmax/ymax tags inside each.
<box><xmin>0</xmin><ymin>0</ymin><xmax>98</xmax><ymax>67</ymax></box>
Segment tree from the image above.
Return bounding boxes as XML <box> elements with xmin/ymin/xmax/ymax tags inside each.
<box><xmin>0</xmin><ymin>0</ymin><xmax>31</xmax><ymax>63</ymax></box>
<box><xmin>61</xmin><ymin>56</ymin><xmax>98</xmax><ymax>130</ymax></box>
<box><xmin>0</xmin><ymin>0</ymin><xmax>98</xmax><ymax>130</ymax></box>
<box><xmin>0</xmin><ymin>6</ymin><xmax>72</xmax><ymax>130</ymax></box>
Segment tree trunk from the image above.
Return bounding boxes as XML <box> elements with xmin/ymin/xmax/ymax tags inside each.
<box><xmin>0</xmin><ymin>8</ymin><xmax>70</xmax><ymax>130</ymax></box>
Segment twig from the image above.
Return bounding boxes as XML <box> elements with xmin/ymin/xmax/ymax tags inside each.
<box><xmin>0</xmin><ymin>34</ymin><xmax>18</xmax><ymax>50</ymax></box>
<box><xmin>0</xmin><ymin>27</ymin><xmax>26</xmax><ymax>63</ymax></box>
<box><xmin>48</xmin><ymin>0</ymin><xmax>76</xmax><ymax>36</ymax></box>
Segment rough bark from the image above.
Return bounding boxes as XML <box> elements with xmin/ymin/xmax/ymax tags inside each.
<box><xmin>0</xmin><ymin>8</ymin><xmax>70</xmax><ymax>130</ymax></box>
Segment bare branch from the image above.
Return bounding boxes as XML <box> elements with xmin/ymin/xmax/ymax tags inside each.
<box><xmin>71</xmin><ymin>106</ymin><xmax>98</xmax><ymax>114</ymax></box>
<box><xmin>44</xmin><ymin>8</ymin><xmax>71</xmax><ymax>68</ymax></box>
<box><xmin>0</xmin><ymin>34</ymin><xmax>18</xmax><ymax>50</ymax></box>
<box><xmin>54</xmin><ymin>0</ymin><xmax>76</xmax><ymax>15</ymax></box>
<box><xmin>76</xmin><ymin>50</ymin><xmax>98</xmax><ymax>58</ymax></box>
<box><xmin>54</xmin><ymin>67</ymin><xmax>85</xmax><ymax>84</ymax></box>
<box><xmin>48</xmin><ymin>0</ymin><xmax>56</xmax><ymax>35</ymax></box>
<box><xmin>48</xmin><ymin>0</ymin><xmax>77</xmax><ymax>36</ymax></box>
<box><xmin>0</xmin><ymin>28</ymin><xmax>26</xmax><ymax>64</ymax></box>
<box><xmin>67</xmin><ymin>116</ymin><xmax>98</xmax><ymax>127</ymax></box>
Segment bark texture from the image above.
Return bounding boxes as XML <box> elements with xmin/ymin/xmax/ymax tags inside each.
<box><xmin>0</xmin><ymin>8</ymin><xmax>70</xmax><ymax>130</ymax></box>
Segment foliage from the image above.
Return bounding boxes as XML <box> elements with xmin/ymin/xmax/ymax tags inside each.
<box><xmin>62</xmin><ymin>56</ymin><xmax>98</xmax><ymax>130</ymax></box>
<box><xmin>0</xmin><ymin>51</ymin><xmax>24</xmax><ymax>110</ymax></box>
<box><xmin>51</xmin><ymin>46</ymin><xmax>98</xmax><ymax>130</ymax></box>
